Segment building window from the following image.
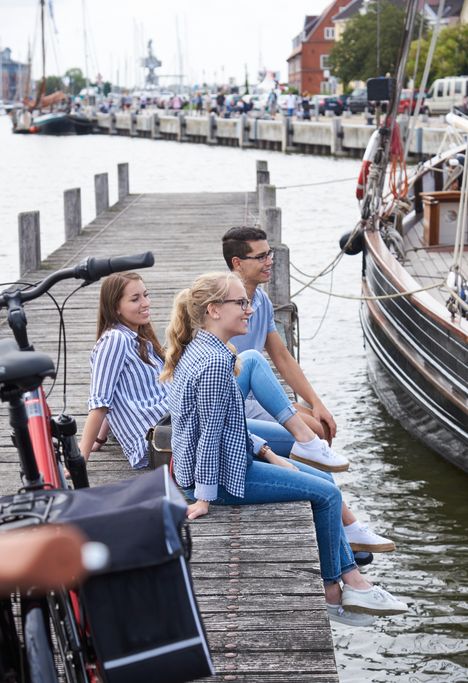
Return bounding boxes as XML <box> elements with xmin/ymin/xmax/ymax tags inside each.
<box><xmin>324</xmin><ymin>27</ymin><xmax>335</xmax><ymax>40</ymax></box>
<box><xmin>320</xmin><ymin>55</ymin><xmax>330</xmax><ymax>69</ymax></box>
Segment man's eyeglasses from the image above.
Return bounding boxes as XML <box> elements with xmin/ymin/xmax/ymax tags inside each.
<box><xmin>220</xmin><ymin>298</ymin><xmax>251</xmax><ymax>311</ymax></box>
<box><xmin>239</xmin><ymin>249</ymin><xmax>274</xmax><ymax>262</ymax></box>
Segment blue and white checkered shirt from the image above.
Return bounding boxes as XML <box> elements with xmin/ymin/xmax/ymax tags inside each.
<box><xmin>169</xmin><ymin>330</ymin><xmax>253</xmax><ymax>500</ymax></box>
<box><xmin>88</xmin><ymin>324</ymin><xmax>169</xmax><ymax>468</ymax></box>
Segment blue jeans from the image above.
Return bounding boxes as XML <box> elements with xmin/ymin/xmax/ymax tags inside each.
<box><xmin>184</xmin><ymin>456</ymin><xmax>356</xmax><ymax>582</ymax></box>
<box><xmin>237</xmin><ymin>350</ymin><xmax>296</xmax><ymax>426</ymax></box>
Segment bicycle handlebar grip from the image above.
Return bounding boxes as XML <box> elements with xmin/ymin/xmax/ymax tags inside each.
<box><xmin>80</xmin><ymin>251</ymin><xmax>155</xmax><ymax>282</ymax></box>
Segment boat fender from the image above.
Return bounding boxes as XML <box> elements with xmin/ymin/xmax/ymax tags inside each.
<box><xmin>339</xmin><ymin>229</ymin><xmax>364</xmax><ymax>255</ymax></box>
<box><xmin>29</xmin><ymin>126</ymin><xmax>39</xmax><ymax>134</ymax></box>
<box><xmin>356</xmin><ymin>129</ymin><xmax>380</xmax><ymax>200</ymax></box>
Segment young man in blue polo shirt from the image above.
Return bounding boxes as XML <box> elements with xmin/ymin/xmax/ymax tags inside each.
<box><xmin>222</xmin><ymin>226</ymin><xmax>395</xmax><ymax>555</ymax></box>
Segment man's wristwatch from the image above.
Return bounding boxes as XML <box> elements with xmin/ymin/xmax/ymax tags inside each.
<box><xmin>257</xmin><ymin>444</ymin><xmax>271</xmax><ymax>459</ymax></box>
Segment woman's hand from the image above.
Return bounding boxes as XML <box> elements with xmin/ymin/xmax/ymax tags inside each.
<box><xmin>187</xmin><ymin>500</ymin><xmax>210</xmax><ymax>520</ymax></box>
<box><xmin>264</xmin><ymin>449</ymin><xmax>299</xmax><ymax>471</ymax></box>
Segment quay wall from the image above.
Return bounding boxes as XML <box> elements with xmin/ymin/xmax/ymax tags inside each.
<box><xmin>94</xmin><ymin>111</ymin><xmax>448</xmax><ymax>159</ymax></box>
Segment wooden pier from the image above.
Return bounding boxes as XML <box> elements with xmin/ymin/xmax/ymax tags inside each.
<box><xmin>0</xmin><ymin>164</ymin><xmax>339</xmax><ymax>682</ymax></box>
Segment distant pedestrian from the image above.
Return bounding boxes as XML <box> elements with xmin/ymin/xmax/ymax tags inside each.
<box><xmin>302</xmin><ymin>92</ymin><xmax>311</xmax><ymax>120</ymax></box>
<box><xmin>286</xmin><ymin>92</ymin><xmax>296</xmax><ymax>117</ymax></box>
<box><xmin>216</xmin><ymin>90</ymin><xmax>225</xmax><ymax>116</ymax></box>
<box><xmin>267</xmin><ymin>89</ymin><xmax>277</xmax><ymax>118</ymax></box>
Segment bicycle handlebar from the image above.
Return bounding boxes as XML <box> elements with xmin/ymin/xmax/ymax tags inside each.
<box><xmin>0</xmin><ymin>251</ymin><xmax>155</xmax><ymax>308</ymax></box>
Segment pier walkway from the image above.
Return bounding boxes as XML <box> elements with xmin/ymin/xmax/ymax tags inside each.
<box><xmin>0</xmin><ymin>187</ymin><xmax>339</xmax><ymax>681</ymax></box>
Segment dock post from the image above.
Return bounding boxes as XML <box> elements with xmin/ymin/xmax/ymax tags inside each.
<box><xmin>266</xmin><ymin>244</ymin><xmax>294</xmax><ymax>353</ymax></box>
<box><xmin>64</xmin><ymin>188</ymin><xmax>82</xmax><ymax>240</ymax></box>
<box><xmin>256</xmin><ymin>160</ymin><xmax>270</xmax><ymax>189</ymax></box>
<box><xmin>258</xmin><ymin>184</ymin><xmax>276</xmax><ymax>212</ymax></box>
<box><xmin>18</xmin><ymin>211</ymin><xmax>41</xmax><ymax>276</ymax></box>
<box><xmin>331</xmin><ymin>117</ymin><xmax>343</xmax><ymax>156</ymax></box>
<box><xmin>109</xmin><ymin>112</ymin><xmax>117</xmax><ymax>135</ymax></box>
<box><xmin>151</xmin><ymin>112</ymin><xmax>161</xmax><ymax>139</ymax></box>
<box><xmin>238</xmin><ymin>113</ymin><xmax>251</xmax><ymax>148</ymax></box>
<box><xmin>129</xmin><ymin>112</ymin><xmax>137</xmax><ymax>137</ymax></box>
<box><xmin>118</xmin><ymin>163</ymin><xmax>130</xmax><ymax>201</ymax></box>
<box><xmin>207</xmin><ymin>112</ymin><xmax>217</xmax><ymax>144</ymax></box>
<box><xmin>281</xmin><ymin>116</ymin><xmax>292</xmax><ymax>153</ymax></box>
<box><xmin>260</xmin><ymin>207</ymin><xmax>282</xmax><ymax>244</ymax></box>
<box><xmin>94</xmin><ymin>173</ymin><xmax>109</xmax><ymax>216</ymax></box>
<box><xmin>177</xmin><ymin>113</ymin><xmax>187</xmax><ymax>142</ymax></box>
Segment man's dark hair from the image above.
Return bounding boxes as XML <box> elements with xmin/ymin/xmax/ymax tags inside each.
<box><xmin>222</xmin><ymin>226</ymin><xmax>267</xmax><ymax>270</ymax></box>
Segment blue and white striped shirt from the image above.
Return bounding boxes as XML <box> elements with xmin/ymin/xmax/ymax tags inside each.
<box><xmin>88</xmin><ymin>324</ymin><xmax>169</xmax><ymax>468</ymax></box>
<box><xmin>169</xmin><ymin>330</ymin><xmax>252</xmax><ymax>501</ymax></box>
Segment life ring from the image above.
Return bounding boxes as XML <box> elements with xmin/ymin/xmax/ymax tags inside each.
<box><xmin>356</xmin><ymin>129</ymin><xmax>380</xmax><ymax>200</ymax></box>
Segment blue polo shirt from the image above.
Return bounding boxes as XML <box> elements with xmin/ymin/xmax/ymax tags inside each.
<box><xmin>230</xmin><ymin>287</ymin><xmax>276</xmax><ymax>353</ymax></box>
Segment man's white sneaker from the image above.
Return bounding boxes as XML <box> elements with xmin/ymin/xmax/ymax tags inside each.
<box><xmin>344</xmin><ymin>522</ymin><xmax>396</xmax><ymax>552</ymax></box>
<box><xmin>290</xmin><ymin>438</ymin><xmax>349</xmax><ymax>472</ymax></box>
<box><xmin>326</xmin><ymin>603</ymin><xmax>376</xmax><ymax>627</ymax></box>
<box><xmin>342</xmin><ymin>584</ymin><xmax>409</xmax><ymax>616</ymax></box>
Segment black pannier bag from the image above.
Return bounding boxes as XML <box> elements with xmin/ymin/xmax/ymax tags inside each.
<box><xmin>52</xmin><ymin>467</ymin><xmax>214</xmax><ymax>683</ymax></box>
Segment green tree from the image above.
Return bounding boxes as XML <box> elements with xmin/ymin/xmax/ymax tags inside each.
<box><xmin>44</xmin><ymin>75</ymin><xmax>64</xmax><ymax>94</ymax></box>
<box><xmin>64</xmin><ymin>68</ymin><xmax>86</xmax><ymax>96</ymax></box>
<box><xmin>328</xmin><ymin>1</ymin><xmax>407</xmax><ymax>89</ymax></box>
<box><xmin>407</xmin><ymin>24</ymin><xmax>468</xmax><ymax>87</ymax></box>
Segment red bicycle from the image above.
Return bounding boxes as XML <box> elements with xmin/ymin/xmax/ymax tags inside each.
<box><xmin>0</xmin><ymin>251</ymin><xmax>154</xmax><ymax>683</ymax></box>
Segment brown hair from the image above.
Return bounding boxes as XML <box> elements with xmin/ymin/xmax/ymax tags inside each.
<box><xmin>161</xmin><ymin>271</ymin><xmax>241</xmax><ymax>381</ymax></box>
<box><xmin>97</xmin><ymin>272</ymin><xmax>165</xmax><ymax>364</ymax></box>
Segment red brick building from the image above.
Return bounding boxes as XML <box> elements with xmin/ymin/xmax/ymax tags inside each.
<box><xmin>287</xmin><ymin>0</ymin><xmax>351</xmax><ymax>96</ymax></box>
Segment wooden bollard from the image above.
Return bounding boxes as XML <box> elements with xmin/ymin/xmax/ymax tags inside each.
<box><xmin>266</xmin><ymin>243</ymin><xmax>294</xmax><ymax>353</ymax></box>
<box><xmin>238</xmin><ymin>113</ymin><xmax>251</xmax><ymax>148</ymax></box>
<box><xmin>118</xmin><ymin>163</ymin><xmax>129</xmax><ymax>201</ymax></box>
<box><xmin>18</xmin><ymin>211</ymin><xmax>41</xmax><ymax>276</ymax></box>
<box><xmin>130</xmin><ymin>112</ymin><xmax>137</xmax><ymax>137</ymax></box>
<box><xmin>207</xmin><ymin>112</ymin><xmax>217</xmax><ymax>144</ymax></box>
<box><xmin>260</xmin><ymin>207</ymin><xmax>282</xmax><ymax>244</ymax></box>
<box><xmin>64</xmin><ymin>188</ymin><xmax>82</xmax><ymax>240</ymax></box>
<box><xmin>281</xmin><ymin>116</ymin><xmax>292</xmax><ymax>153</ymax></box>
<box><xmin>177</xmin><ymin>113</ymin><xmax>187</xmax><ymax>142</ymax></box>
<box><xmin>94</xmin><ymin>173</ymin><xmax>109</xmax><ymax>216</ymax></box>
<box><xmin>151</xmin><ymin>112</ymin><xmax>161</xmax><ymax>139</ymax></box>
<box><xmin>256</xmin><ymin>160</ymin><xmax>270</xmax><ymax>190</ymax></box>
<box><xmin>258</xmin><ymin>184</ymin><xmax>276</xmax><ymax>212</ymax></box>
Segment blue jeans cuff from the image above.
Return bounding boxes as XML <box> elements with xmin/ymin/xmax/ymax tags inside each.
<box><xmin>275</xmin><ymin>403</ymin><xmax>297</xmax><ymax>425</ymax></box>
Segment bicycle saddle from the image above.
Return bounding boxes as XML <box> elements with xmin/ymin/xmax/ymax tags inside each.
<box><xmin>0</xmin><ymin>339</ymin><xmax>56</xmax><ymax>392</ymax></box>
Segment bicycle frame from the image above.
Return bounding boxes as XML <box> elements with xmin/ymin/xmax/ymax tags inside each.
<box><xmin>24</xmin><ymin>388</ymin><xmax>61</xmax><ymax>489</ymax></box>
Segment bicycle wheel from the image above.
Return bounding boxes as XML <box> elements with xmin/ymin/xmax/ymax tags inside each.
<box><xmin>24</xmin><ymin>606</ymin><xmax>59</xmax><ymax>683</ymax></box>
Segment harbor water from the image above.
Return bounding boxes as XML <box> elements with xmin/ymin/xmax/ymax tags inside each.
<box><xmin>1</xmin><ymin>115</ymin><xmax>467</xmax><ymax>682</ymax></box>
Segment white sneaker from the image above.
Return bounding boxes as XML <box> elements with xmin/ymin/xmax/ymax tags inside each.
<box><xmin>326</xmin><ymin>603</ymin><xmax>376</xmax><ymax>627</ymax></box>
<box><xmin>290</xmin><ymin>438</ymin><xmax>349</xmax><ymax>472</ymax></box>
<box><xmin>344</xmin><ymin>522</ymin><xmax>396</xmax><ymax>552</ymax></box>
<box><xmin>342</xmin><ymin>584</ymin><xmax>409</xmax><ymax>616</ymax></box>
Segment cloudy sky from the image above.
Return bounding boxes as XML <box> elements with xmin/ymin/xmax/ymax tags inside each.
<box><xmin>0</xmin><ymin>0</ymin><xmax>332</xmax><ymax>88</ymax></box>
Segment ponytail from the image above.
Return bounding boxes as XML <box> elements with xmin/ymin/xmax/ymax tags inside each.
<box><xmin>160</xmin><ymin>289</ymin><xmax>192</xmax><ymax>381</ymax></box>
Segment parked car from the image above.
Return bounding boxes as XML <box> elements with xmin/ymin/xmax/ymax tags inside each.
<box><xmin>347</xmin><ymin>88</ymin><xmax>374</xmax><ymax>114</ymax></box>
<box><xmin>398</xmin><ymin>88</ymin><xmax>426</xmax><ymax>115</ymax></box>
<box><xmin>312</xmin><ymin>95</ymin><xmax>345</xmax><ymax>116</ymax></box>
<box><xmin>424</xmin><ymin>76</ymin><xmax>468</xmax><ymax>115</ymax></box>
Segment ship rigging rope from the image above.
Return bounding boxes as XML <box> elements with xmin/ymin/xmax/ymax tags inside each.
<box><xmin>291</xmin><ymin>271</ymin><xmax>445</xmax><ymax>302</ymax></box>
<box><xmin>276</xmin><ymin>177</ymin><xmax>356</xmax><ymax>190</ymax></box>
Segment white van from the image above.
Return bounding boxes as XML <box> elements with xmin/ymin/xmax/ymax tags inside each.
<box><xmin>425</xmin><ymin>76</ymin><xmax>468</xmax><ymax>115</ymax></box>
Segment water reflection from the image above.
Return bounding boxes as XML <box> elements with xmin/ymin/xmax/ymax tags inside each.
<box><xmin>1</xmin><ymin>114</ymin><xmax>467</xmax><ymax>681</ymax></box>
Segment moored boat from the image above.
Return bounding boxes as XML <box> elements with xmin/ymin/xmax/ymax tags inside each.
<box><xmin>349</xmin><ymin>112</ymin><xmax>468</xmax><ymax>472</ymax></box>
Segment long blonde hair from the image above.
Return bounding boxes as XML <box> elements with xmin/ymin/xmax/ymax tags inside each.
<box><xmin>161</xmin><ymin>271</ymin><xmax>240</xmax><ymax>381</ymax></box>
<box><xmin>97</xmin><ymin>272</ymin><xmax>165</xmax><ymax>364</ymax></box>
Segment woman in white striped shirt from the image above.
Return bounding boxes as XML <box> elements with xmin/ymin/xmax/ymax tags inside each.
<box><xmin>79</xmin><ymin>272</ymin><xmax>169</xmax><ymax>467</ymax></box>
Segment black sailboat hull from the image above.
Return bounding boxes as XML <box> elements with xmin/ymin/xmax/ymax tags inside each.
<box><xmin>360</xmin><ymin>232</ymin><xmax>468</xmax><ymax>472</ymax></box>
<box><xmin>32</xmin><ymin>113</ymin><xmax>94</xmax><ymax>135</ymax></box>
